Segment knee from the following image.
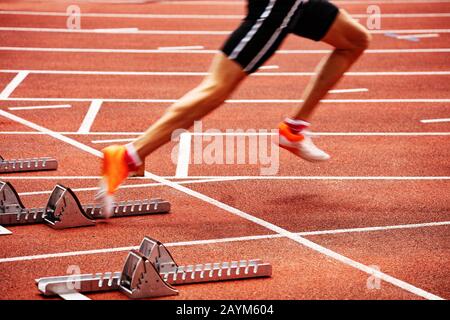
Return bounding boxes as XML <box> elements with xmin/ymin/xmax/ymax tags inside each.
<box><xmin>199</xmin><ymin>77</ymin><xmax>236</xmax><ymax>102</ymax></box>
<box><xmin>350</xmin><ymin>28</ymin><xmax>372</xmax><ymax>53</ymax></box>
<box><xmin>168</xmin><ymin>78</ymin><xmax>234</xmax><ymax>118</ymax></box>
<box><xmin>359</xmin><ymin>29</ymin><xmax>372</xmax><ymax>50</ymax></box>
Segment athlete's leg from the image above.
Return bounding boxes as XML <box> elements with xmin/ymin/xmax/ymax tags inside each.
<box><xmin>98</xmin><ymin>54</ymin><xmax>245</xmax><ymax>215</ymax></box>
<box><xmin>133</xmin><ymin>53</ymin><xmax>246</xmax><ymax>159</ymax></box>
<box><xmin>99</xmin><ymin>0</ymin><xmax>296</xmax><ymax>213</ymax></box>
<box><xmin>99</xmin><ymin>53</ymin><xmax>245</xmax><ymax>200</ymax></box>
<box><xmin>293</xmin><ymin>9</ymin><xmax>371</xmax><ymax>120</ymax></box>
<box><xmin>278</xmin><ymin>4</ymin><xmax>370</xmax><ymax>162</ymax></box>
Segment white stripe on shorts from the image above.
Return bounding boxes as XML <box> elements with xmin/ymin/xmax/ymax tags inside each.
<box><xmin>245</xmin><ymin>0</ymin><xmax>305</xmax><ymax>72</ymax></box>
<box><xmin>229</xmin><ymin>0</ymin><xmax>278</xmax><ymax>60</ymax></box>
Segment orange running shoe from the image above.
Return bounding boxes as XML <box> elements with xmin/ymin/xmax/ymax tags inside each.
<box><xmin>277</xmin><ymin>122</ymin><xmax>330</xmax><ymax>162</ymax></box>
<box><xmin>97</xmin><ymin>145</ymin><xmax>132</xmax><ymax>217</ymax></box>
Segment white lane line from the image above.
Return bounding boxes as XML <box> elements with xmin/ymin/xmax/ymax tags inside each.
<box><xmin>0</xmin><ymin>46</ymin><xmax>219</xmax><ymax>54</ymax></box>
<box><xmin>397</xmin><ymin>33</ymin><xmax>440</xmax><ymax>39</ymax></box>
<box><xmin>8</xmin><ymin>104</ymin><xmax>71</xmax><ymax>111</ymax></box>
<box><xmin>92</xmin><ymin>28</ymin><xmax>139</xmax><ymax>32</ymax></box>
<box><xmin>0</xmin><ymin>176</ymin><xmax>103</xmax><ymax>179</ymax></box>
<box><xmin>91</xmin><ymin>138</ymin><xmax>135</xmax><ymax>144</ymax></box>
<box><xmin>1</xmin><ymin>220</ymin><xmax>449</xmax><ymax>263</ymax></box>
<box><xmin>59</xmin><ymin>292</ymin><xmax>90</xmax><ymax>300</ymax></box>
<box><xmin>3</xmin><ymin>11</ymin><xmax>450</xmax><ymax>19</ymax></box>
<box><xmin>1</xmin><ymin>132</ymin><xmax>449</xmax><ymax>136</ymax></box>
<box><xmin>0</xmin><ymin>131</ymin><xmax>144</xmax><ymax>135</ymax></box>
<box><xmin>0</xmin><ymin>245</ymin><xmax>138</xmax><ymax>263</ymax></box>
<box><xmin>0</xmin><ymin>27</ymin><xmax>231</xmax><ymax>35</ymax></box>
<box><xmin>16</xmin><ymin>178</ymin><xmax>236</xmax><ymax>196</ymax></box>
<box><xmin>420</xmin><ymin>118</ymin><xmax>450</xmax><ymax>123</ymax></box>
<box><xmin>336</xmin><ymin>0</ymin><xmax>450</xmax><ymax>2</ymax></box>
<box><xmin>157</xmin><ymin>45</ymin><xmax>204</xmax><ymax>51</ymax></box>
<box><xmin>85</xmin><ymin>0</ymin><xmax>150</xmax><ymax>2</ymax></box>
<box><xmin>170</xmin><ymin>176</ymin><xmax>450</xmax><ymax>181</ymax></box>
<box><xmin>239</xmin><ymin>99</ymin><xmax>450</xmax><ymax>103</ymax></box>
<box><xmin>1</xmin><ymin>69</ymin><xmax>449</xmax><ymax>76</ymax></box>
<box><xmin>175</xmin><ymin>132</ymin><xmax>192</xmax><ymax>178</ymax></box>
<box><xmin>144</xmin><ymin>0</ymin><xmax>243</xmax><ymax>3</ymax></box>
<box><xmin>15</xmin><ymin>177</ymin><xmax>450</xmax><ymax>195</ymax></box>
<box><xmin>0</xmin><ymin>71</ymin><xmax>28</xmax><ymax>99</ymax></box>
<box><xmin>301</xmin><ymin>221</ymin><xmax>450</xmax><ymax>236</ymax></box>
<box><xmin>306</xmin><ymin>132</ymin><xmax>450</xmax><ymax>136</ymax></box>
<box><xmin>78</xmin><ymin>99</ymin><xmax>102</xmax><ymax>133</ymax></box>
<box><xmin>259</xmin><ymin>65</ymin><xmax>279</xmax><ymax>70</ymax></box>
<box><xmin>0</xmin><ymin>131</ymin><xmax>143</xmax><ymax>135</ymax></box>
<box><xmin>353</xmin><ymin>13</ymin><xmax>450</xmax><ymax>18</ymax></box>
<box><xmin>2</xmin><ymin>175</ymin><xmax>450</xmax><ymax>181</ymax></box>
<box><xmin>329</xmin><ymin>88</ymin><xmax>368</xmax><ymax>94</ymax></box>
<box><xmin>0</xmin><ymin>110</ymin><xmax>103</xmax><ymax>157</ymax></box>
<box><xmin>0</xmin><ymin>109</ymin><xmax>442</xmax><ymax>300</ymax></box>
<box><xmin>14</xmin><ymin>176</ymin><xmax>450</xmax><ymax>196</ymax></box>
<box><xmin>165</xmin><ymin>0</ymin><xmax>450</xmax><ymax>4</ymax></box>
<box><xmin>2</xmin><ymin>47</ymin><xmax>450</xmax><ymax>54</ymax></box>
<box><xmin>0</xmin><ymin>11</ymin><xmax>245</xmax><ymax>19</ymax></box>
<box><xmin>2</xmin><ymin>27</ymin><xmax>450</xmax><ymax>35</ymax></box>
<box><xmin>0</xmin><ymin>225</ymin><xmax>12</xmax><ymax>235</ymax></box>
<box><xmin>3</xmin><ymin>97</ymin><xmax>450</xmax><ymax>104</ymax></box>
<box><xmin>187</xmin><ymin>132</ymin><xmax>450</xmax><ymax>136</ymax></box>
<box><xmin>336</xmin><ymin>0</ymin><xmax>450</xmax><ymax>3</ymax></box>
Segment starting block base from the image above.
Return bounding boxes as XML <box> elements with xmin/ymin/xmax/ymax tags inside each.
<box><xmin>0</xmin><ymin>181</ymin><xmax>170</xmax><ymax>231</ymax></box>
<box><xmin>36</xmin><ymin>237</ymin><xmax>272</xmax><ymax>299</ymax></box>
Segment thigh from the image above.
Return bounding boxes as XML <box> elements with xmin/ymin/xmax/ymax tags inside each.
<box><xmin>221</xmin><ymin>0</ymin><xmax>302</xmax><ymax>74</ymax></box>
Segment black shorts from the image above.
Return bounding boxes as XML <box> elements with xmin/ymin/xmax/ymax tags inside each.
<box><xmin>221</xmin><ymin>0</ymin><xmax>339</xmax><ymax>74</ymax></box>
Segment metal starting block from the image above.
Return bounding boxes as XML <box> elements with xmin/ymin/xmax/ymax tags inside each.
<box><xmin>0</xmin><ymin>181</ymin><xmax>170</xmax><ymax>230</ymax></box>
<box><xmin>0</xmin><ymin>155</ymin><xmax>58</xmax><ymax>174</ymax></box>
<box><xmin>36</xmin><ymin>237</ymin><xmax>272</xmax><ymax>299</ymax></box>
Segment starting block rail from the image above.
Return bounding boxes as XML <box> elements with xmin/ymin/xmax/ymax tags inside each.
<box><xmin>0</xmin><ymin>155</ymin><xmax>58</xmax><ymax>174</ymax></box>
<box><xmin>36</xmin><ymin>237</ymin><xmax>272</xmax><ymax>299</ymax></box>
<box><xmin>0</xmin><ymin>181</ymin><xmax>170</xmax><ymax>231</ymax></box>
<box><xmin>0</xmin><ymin>209</ymin><xmax>47</xmax><ymax>226</ymax></box>
<box><xmin>83</xmin><ymin>199</ymin><xmax>169</xmax><ymax>220</ymax></box>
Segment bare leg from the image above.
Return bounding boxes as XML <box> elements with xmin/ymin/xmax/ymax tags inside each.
<box><xmin>132</xmin><ymin>53</ymin><xmax>246</xmax><ymax>160</ymax></box>
<box><xmin>293</xmin><ymin>10</ymin><xmax>372</xmax><ymax>121</ymax></box>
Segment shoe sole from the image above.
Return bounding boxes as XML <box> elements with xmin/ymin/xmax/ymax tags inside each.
<box><xmin>276</xmin><ymin>136</ymin><xmax>330</xmax><ymax>163</ymax></box>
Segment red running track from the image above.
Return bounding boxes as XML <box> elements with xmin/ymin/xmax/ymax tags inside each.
<box><xmin>0</xmin><ymin>0</ymin><xmax>449</xmax><ymax>300</ymax></box>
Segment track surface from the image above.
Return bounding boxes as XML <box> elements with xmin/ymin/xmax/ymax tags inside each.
<box><xmin>0</xmin><ymin>0</ymin><xmax>449</xmax><ymax>300</ymax></box>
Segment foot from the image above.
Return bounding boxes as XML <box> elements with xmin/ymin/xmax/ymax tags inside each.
<box><xmin>277</xmin><ymin>121</ymin><xmax>330</xmax><ymax>162</ymax></box>
<box><xmin>97</xmin><ymin>145</ymin><xmax>138</xmax><ymax>217</ymax></box>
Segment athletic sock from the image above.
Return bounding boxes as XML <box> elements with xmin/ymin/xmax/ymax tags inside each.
<box><xmin>284</xmin><ymin>118</ymin><xmax>310</xmax><ymax>134</ymax></box>
<box><xmin>124</xmin><ymin>143</ymin><xmax>143</xmax><ymax>172</ymax></box>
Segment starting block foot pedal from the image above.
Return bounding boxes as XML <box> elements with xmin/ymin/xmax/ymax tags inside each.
<box><xmin>120</xmin><ymin>250</ymin><xmax>178</xmax><ymax>299</ymax></box>
<box><xmin>0</xmin><ymin>181</ymin><xmax>25</xmax><ymax>213</ymax></box>
<box><xmin>36</xmin><ymin>236</ymin><xmax>272</xmax><ymax>299</ymax></box>
<box><xmin>0</xmin><ymin>155</ymin><xmax>58</xmax><ymax>174</ymax></box>
<box><xmin>44</xmin><ymin>184</ymin><xmax>96</xmax><ymax>229</ymax></box>
<box><xmin>0</xmin><ymin>181</ymin><xmax>46</xmax><ymax>225</ymax></box>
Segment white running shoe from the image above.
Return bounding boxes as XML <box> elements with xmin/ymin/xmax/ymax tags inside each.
<box><xmin>277</xmin><ymin>122</ymin><xmax>330</xmax><ymax>162</ymax></box>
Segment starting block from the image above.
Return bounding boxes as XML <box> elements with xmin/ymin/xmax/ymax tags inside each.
<box><xmin>0</xmin><ymin>155</ymin><xmax>58</xmax><ymax>174</ymax></box>
<box><xmin>36</xmin><ymin>237</ymin><xmax>272</xmax><ymax>299</ymax></box>
<box><xmin>0</xmin><ymin>181</ymin><xmax>170</xmax><ymax>230</ymax></box>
